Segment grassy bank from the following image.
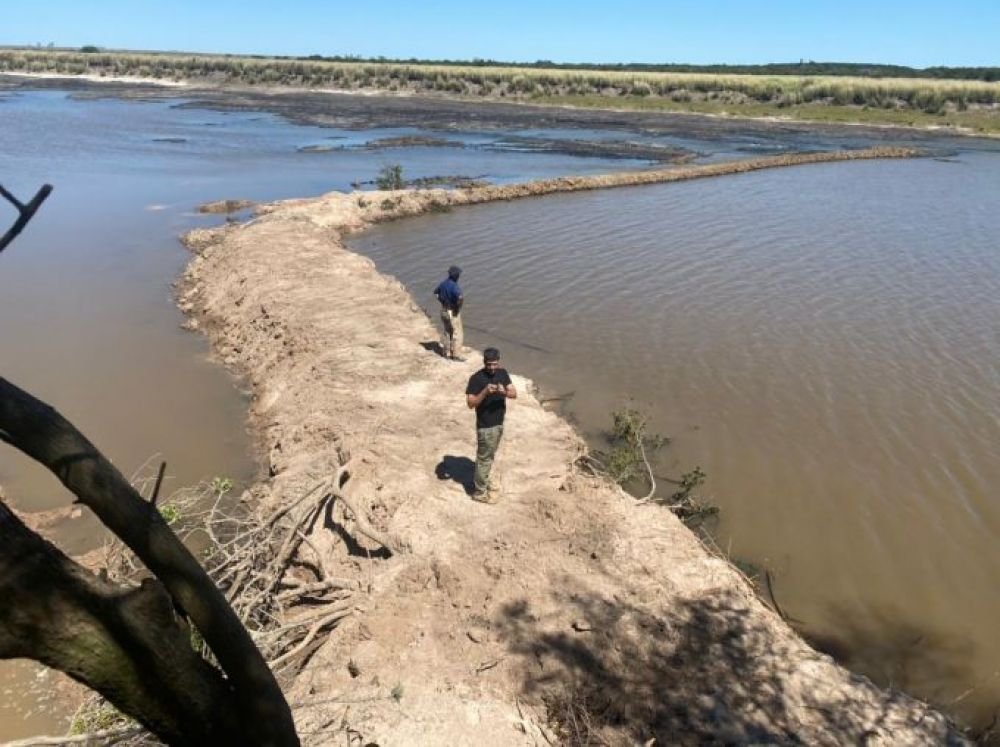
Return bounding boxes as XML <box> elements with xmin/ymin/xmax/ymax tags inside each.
<box><xmin>3</xmin><ymin>49</ymin><xmax>999</xmax><ymax>134</ymax></box>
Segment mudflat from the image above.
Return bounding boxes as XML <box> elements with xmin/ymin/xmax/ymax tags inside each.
<box><xmin>1</xmin><ymin>74</ymin><xmax>971</xmax><ymax>161</ymax></box>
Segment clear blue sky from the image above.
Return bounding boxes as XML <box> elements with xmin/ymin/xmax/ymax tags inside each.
<box><xmin>3</xmin><ymin>1</ymin><xmax>997</xmax><ymax>68</ymax></box>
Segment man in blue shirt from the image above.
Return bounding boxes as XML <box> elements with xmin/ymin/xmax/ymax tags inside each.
<box><xmin>433</xmin><ymin>265</ymin><xmax>464</xmax><ymax>361</ymax></box>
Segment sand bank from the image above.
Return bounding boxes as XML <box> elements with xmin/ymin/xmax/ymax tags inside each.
<box><xmin>179</xmin><ymin>150</ymin><xmax>963</xmax><ymax>745</ymax></box>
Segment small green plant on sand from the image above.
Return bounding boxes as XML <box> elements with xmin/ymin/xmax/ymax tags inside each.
<box><xmin>158</xmin><ymin>503</ymin><xmax>181</xmax><ymax>526</ymax></box>
<box><xmin>211</xmin><ymin>475</ymin><xmax>234</xmax><ymax>495</ymax></box>
<box><xmin>375</xmin><ymin>163</ymin><xmax>405</xmax><ymax>190</ymax></box>
<box><xmin>69</xmin><ymin>701</ymin><xmax>129</xmax><ymax>735</ymax></box>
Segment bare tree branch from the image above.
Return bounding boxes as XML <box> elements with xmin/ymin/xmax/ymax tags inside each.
<box><xmin>0</xmin><ymin>184</ymin><xmax>53</xmax><ymax>253</ymax></box>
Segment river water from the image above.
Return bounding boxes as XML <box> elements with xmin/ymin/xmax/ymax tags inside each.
<box><xmin>1</xmin><ymin>82</ymin><xmax>997</xmax><ymax>737</ymax></box>
<box><xmin>350</xmin><ymin>147</ymin><xmax>1000</xmax><ymax>730</ymax></box>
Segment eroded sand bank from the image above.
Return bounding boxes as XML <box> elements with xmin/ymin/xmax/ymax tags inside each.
<box><xmin>179</xmin><ymin>150</ymin><xmax>964</xmax><ymax>745</ymax></box>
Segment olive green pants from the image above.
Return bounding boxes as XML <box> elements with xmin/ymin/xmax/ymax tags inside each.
<box><xmin>474</xmin><ymin>425</ymin><xmax>504</xmax><ymax>495</ymax></box>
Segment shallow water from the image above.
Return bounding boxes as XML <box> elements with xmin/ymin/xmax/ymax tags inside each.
<box><xmin>350</xmin><ymin>151</ymin><xmax>1000</xmax><ymax>728</ymax></box>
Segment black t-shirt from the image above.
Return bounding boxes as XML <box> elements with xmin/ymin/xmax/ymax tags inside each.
<box><xmin>466</xmin><ymin>368</ymin><xmax>513</xmax><ymax>429</ymax></box>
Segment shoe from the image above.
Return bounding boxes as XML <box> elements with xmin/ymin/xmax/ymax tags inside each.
<box><xmin>471</xmin><ymin>491</ymin><xmax>498</xmax><ymax>504</ymax></box>
<box><xmin>451</xmin><ymin>356</ymin><xmax>466</xmax><ymax>362</ymax></box>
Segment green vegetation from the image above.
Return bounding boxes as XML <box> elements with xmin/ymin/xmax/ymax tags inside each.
<box><xmin>2</xmin><ymin>49</ymin><xmax>998</xmax><ymax>134</ymax></box>
<box><xmin>602</xmin><ymin>407</ymin><xmax>666</xmax><ymax>486</ymax></box>
<box><xmin>210</xmin><ymin>475</ymin><xmax>234</xmax><ymax>495</ymax></box>
<box><xmin>669</xmin><ymin>466</ymin><xmax>707</xmax><ymax>504</ymax></box>
<box><xmin>68</xmin><ymin>700</ymin><xmax>130</xmax><ymax>735</ymax></box>
<box><xmin>158</xmin><ymin>503</ymin><xmax>181</xmax><ymax>526</ymax></box>
<box><xmin>375</xmin><ymin>163</ymin><xmax>405</xmax><ymax>190</ymax></box>
<box><xmin>587</xmin><ymin>408</ymin><xmax>717</xmax><ymax>528</ymax></box>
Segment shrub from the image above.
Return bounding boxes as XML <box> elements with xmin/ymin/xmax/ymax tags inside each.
<box><xmin>375</xmin><ymin>164</ymin><xmax>405</xmax><ymax>190</ymax></box>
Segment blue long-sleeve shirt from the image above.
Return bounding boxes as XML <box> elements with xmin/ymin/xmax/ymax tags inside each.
<box><xmin>434</xmin><ymin>278</ymin><xmax>463</xmax><ymax>311</ymax></box>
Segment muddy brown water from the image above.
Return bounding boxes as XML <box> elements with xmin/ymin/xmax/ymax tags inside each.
<box><xmin>0</xmin><ymin>84</ymin><xmax>693</xmax><ymax>740</ymax></box>
<box><xmin>2</xmin><ymin>82</ymin><xmax>997</xmax><ymax>739</ymax></box>
<box><xmin>350</xmin><ymin>152</ymin><xmax>1000</xmax><ymax>731</ymax></box>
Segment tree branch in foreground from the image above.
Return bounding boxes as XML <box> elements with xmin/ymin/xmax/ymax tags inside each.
<box><xmin>0</xmin><ymin>183</ymin><xmax>52</xmax><ymax>252</ymax></box>
<box><xmin>0</xmin><ymin>375</ymin><xmax>299</xmax><ymax>746</ymax></box>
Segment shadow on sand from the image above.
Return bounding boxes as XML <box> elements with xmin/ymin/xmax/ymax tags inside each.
<box><xmin>492</xmin><ymin>579</ymin><xmax>966</xmax><ymax>745</ymax></box>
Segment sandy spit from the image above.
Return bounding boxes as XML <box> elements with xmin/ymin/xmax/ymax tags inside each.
<box><xmin>179</xmin><ymin>150</ymin><xmax>965</xmax><ymax>746</ymax></box>
<box><xmin>5</xmin><ymin>71</ymin><xmax>189</xmax><ymax>87</ymax></box>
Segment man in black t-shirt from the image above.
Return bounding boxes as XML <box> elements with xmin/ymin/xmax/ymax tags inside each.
<box><xmin>465</xmin><ymin>347</ymin><xmax>517</xmax><ymax>503</ymax></box>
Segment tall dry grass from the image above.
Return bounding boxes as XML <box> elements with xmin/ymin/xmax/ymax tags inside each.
<box><xmin>3</xmin><ymin>49</ymin><xmax>999</xmax><ymax>121</ymax></box>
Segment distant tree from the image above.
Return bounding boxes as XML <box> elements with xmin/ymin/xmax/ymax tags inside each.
<box><xmin>79</xmin><ymin>45</ymin><xmax>100</xmax><ymax>53</ymax></box>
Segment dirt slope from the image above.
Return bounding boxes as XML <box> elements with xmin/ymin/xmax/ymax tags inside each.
<box><xmin>179</xmin><ymin>159</ymin><xmax>964</xmax><ymax>745</ymax></box>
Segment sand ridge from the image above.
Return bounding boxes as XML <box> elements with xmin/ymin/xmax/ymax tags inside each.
<box><xmin>179</xmin><ymin>156</ymin><xmax>964</xmax><ymax>745</ymax></box>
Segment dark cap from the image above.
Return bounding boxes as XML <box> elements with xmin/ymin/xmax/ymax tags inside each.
<box><xmin>448</xmin><ymin>265</ymin><xmax>461</xmax><ymax>279</ymax></box>
<box><xmin>483</xmin><ymin>347</ymin><xmax>500</xmax><ymax>361</ymax></box>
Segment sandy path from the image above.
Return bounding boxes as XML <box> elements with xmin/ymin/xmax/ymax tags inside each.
<box><xmin>180</xmin><ymin>153</ymin><xmax>964</xmax><ymax>745</ymax></box>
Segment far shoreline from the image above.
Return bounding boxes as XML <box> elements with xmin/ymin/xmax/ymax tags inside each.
<box><xmin>2</xmin><ymin>70</ymin><xmax>998</xmax><ymax>142</ymax></box>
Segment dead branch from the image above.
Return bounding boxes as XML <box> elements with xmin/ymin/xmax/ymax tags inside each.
<box><xmin>330</xmin><ymin>483</ymin><xmax>401</xmax><ymax>553</ymax></box>
<box><xmin>240</xmin><ymin>478</ymin><xmax>337</xmax><ymax>622</ymax></box>
<box><xmin>263</xmin><ymin>600</ymin><xmax>356</xmax><ymax>639</ymax></box>
<box><xmin>295</xmin><ymin>527</ymin><xmax>325</xmax><ymax>565</ymax></box>
<box><xmin>276</xmin><ymin>579</ymin><xmax>357</xmax><ymax>603</ymax></box>
<box><xmin>264</xmin><ymin>474</ymin><xmax>333</xmax><ymax>530</ymax></box>
<box><xmin>168</xmin><ymin>471</ymin><xmax>361</xmax><ymax>664</ymax></box>
<box><xmin>636</xmin><ymin>437</ymin><xmax>657</xmax><ymax>503</ymax></box>
<box><xmin>0</xmin><ymin>183</ymin><xmax>53</xmax><ymax>253</ymax></box>
<box><xmin>268</xmin><ymin>606</ymin><xmax>355</xmax><ymax>671</ymax></box>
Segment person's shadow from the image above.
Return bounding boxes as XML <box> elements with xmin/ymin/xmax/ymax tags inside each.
<box><xmin>435</xmin><ymin>455</ymin><xmax>475</xmax><ymax>494</ymax></box>
<box><xmin>420</xmin><ymin>341</ymin><xmax>446</xmax><ymax>358</ymax></box>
